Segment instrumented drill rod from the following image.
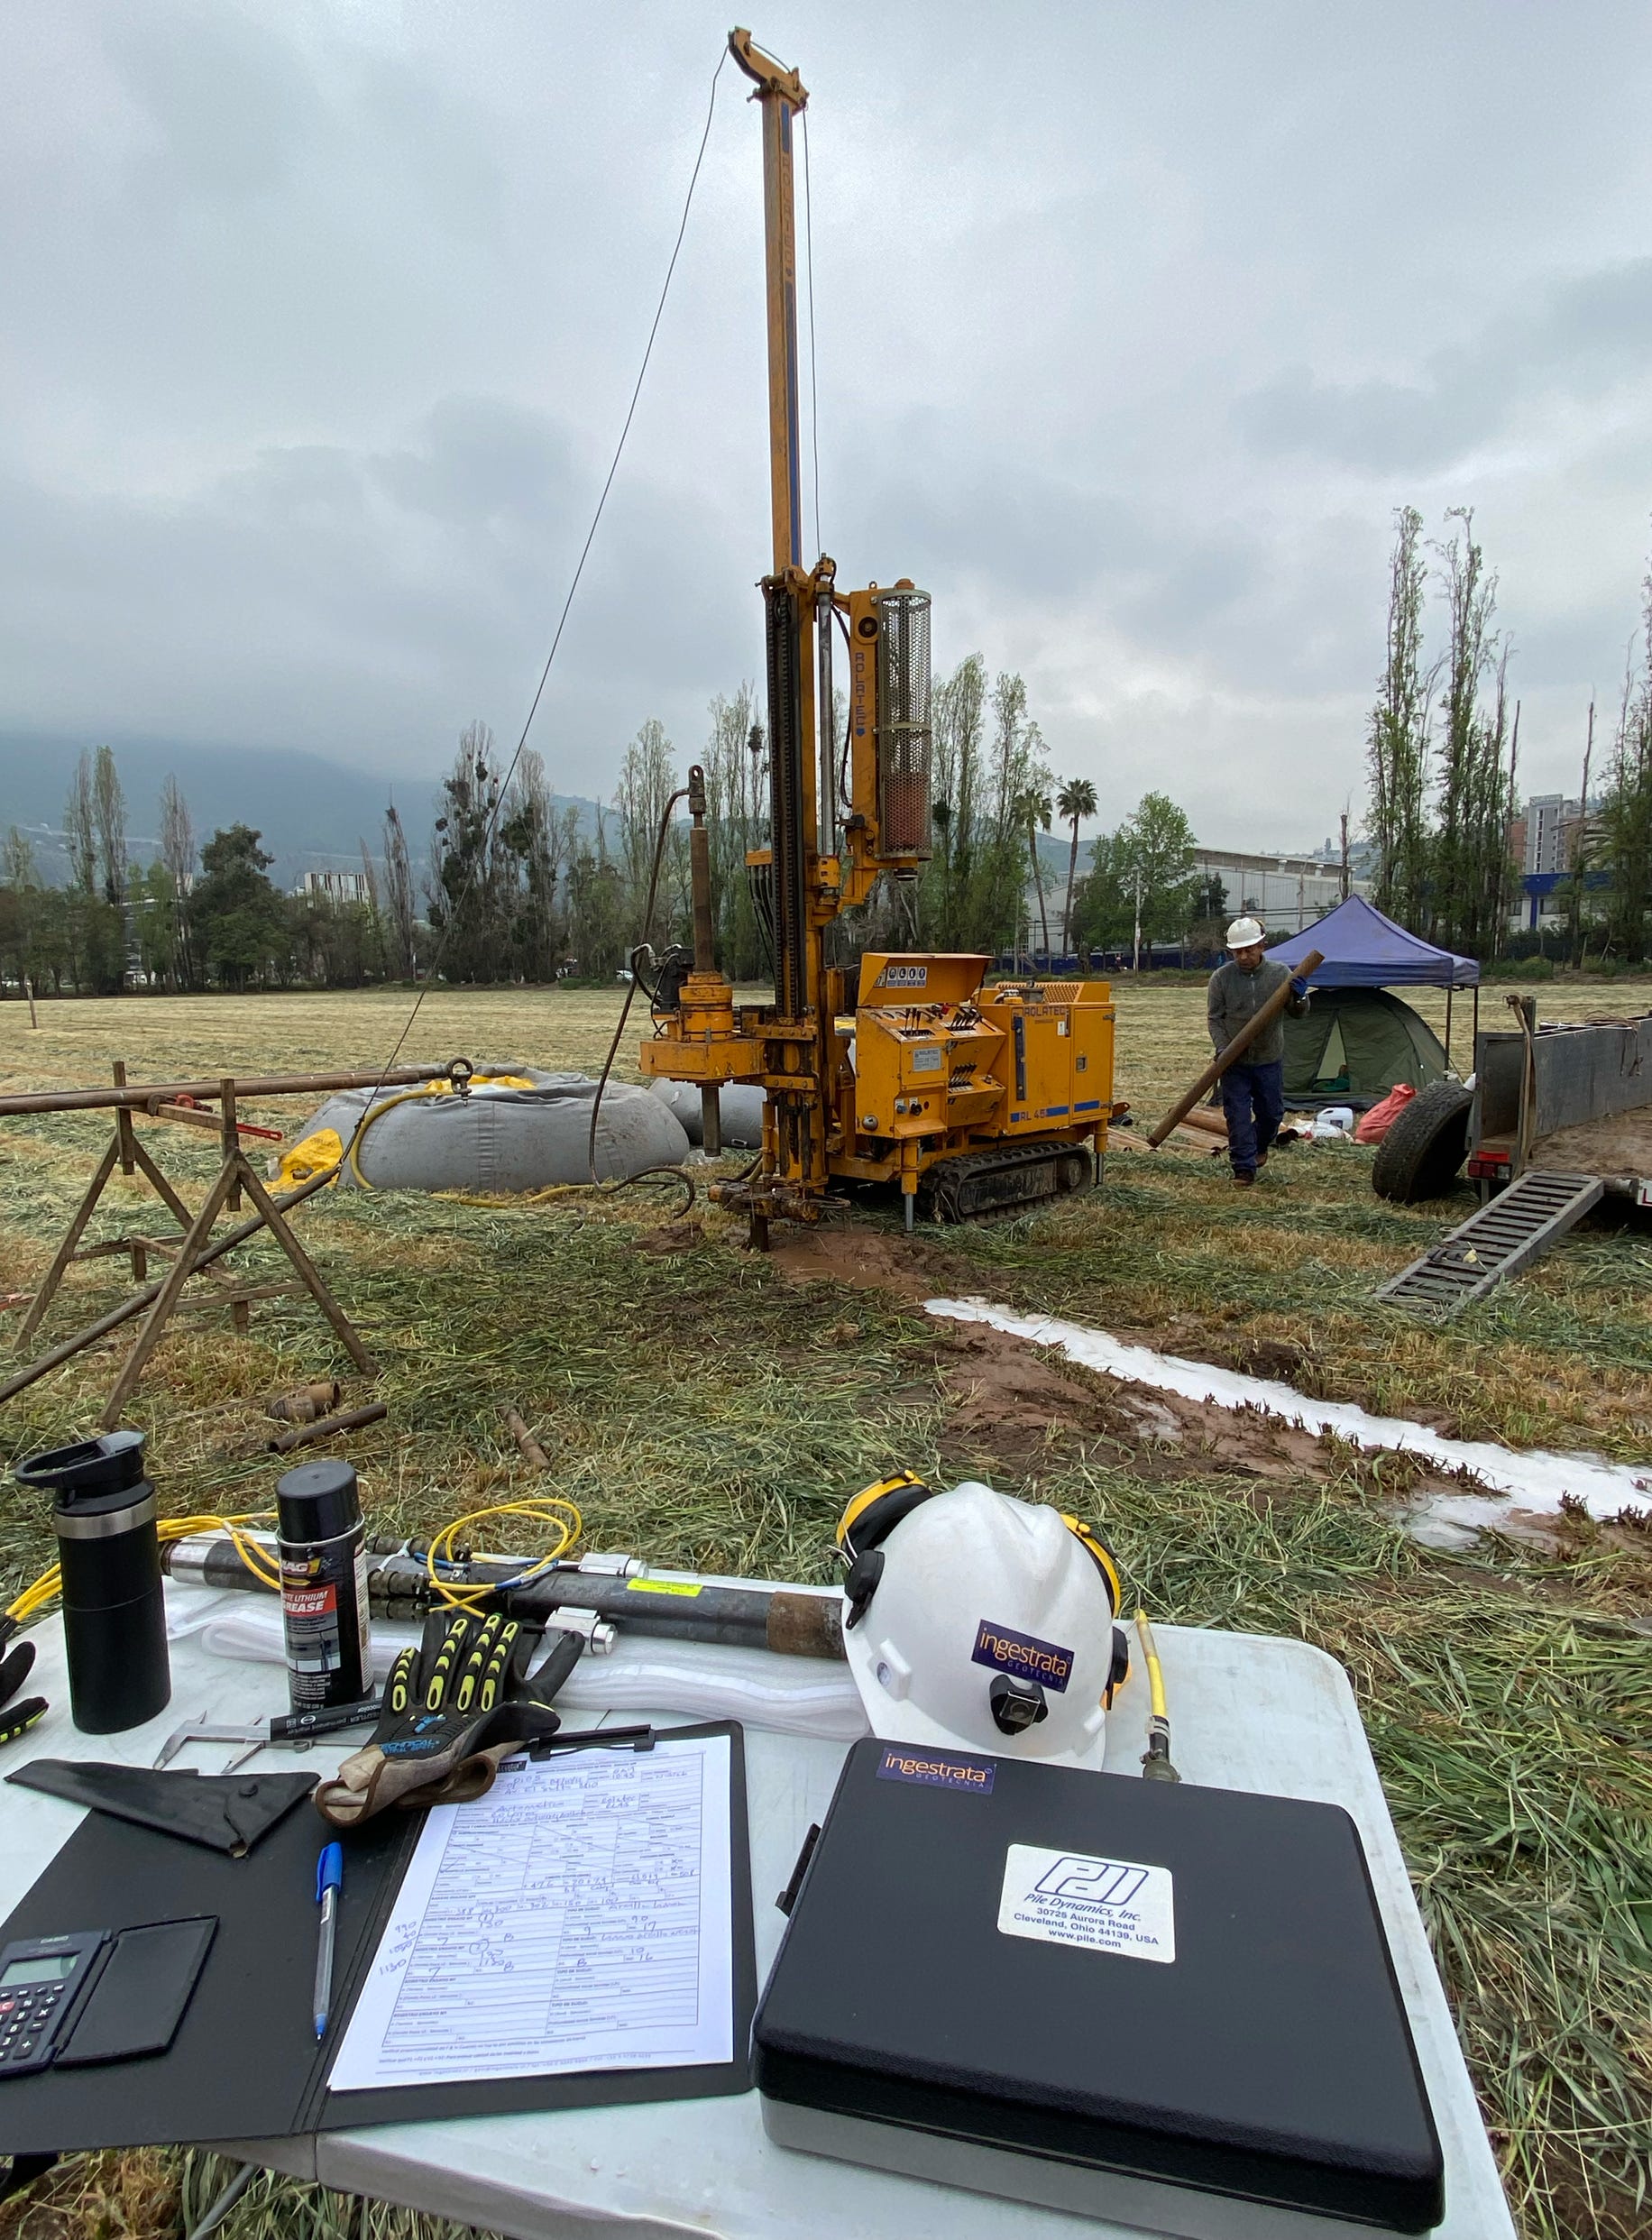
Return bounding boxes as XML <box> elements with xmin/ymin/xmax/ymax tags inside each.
<box><xmin>161</xmin><ymin>1533</ymin><xmax>848</xmax><ymax>1662</ymax></box>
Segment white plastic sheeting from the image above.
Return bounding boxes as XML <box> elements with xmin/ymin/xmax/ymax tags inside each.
<box><xmin>181</xmin><ymin>1592</ymin><xmax>870</xmax><ymax>1741</ymax></box>
<box><xmin>927</xmin><ymin>1297</ymin><xmax>1649</xmax><ymax>1537</ymax></box>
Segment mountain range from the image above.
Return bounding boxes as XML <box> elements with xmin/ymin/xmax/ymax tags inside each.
<box><xmin>0</xmin><ymin>733</ymin><xmax>601</xmax><ymax>895</ymax></box>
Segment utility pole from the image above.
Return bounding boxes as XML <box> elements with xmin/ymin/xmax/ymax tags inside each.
<box><xmin>1132</xmin><ymin>872</ymin><xmax>1143</xmax><ymax>972</ymax></box>
<box><xmin>1339</xmin><ymin>812</ymin><xmax>1350</xmax><ymax>902</ymax></box>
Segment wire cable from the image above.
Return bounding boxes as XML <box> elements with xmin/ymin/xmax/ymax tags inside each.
<box><xmin>423</xmin><ymin>1499</ymin><xmax>584</xmax><ymax>1615</ymax></box>
<box><xmin>353</xmin><ymin>44</ymin><xmax>730</xmax><ymax>1141</ymax></box>
<box><xmin>586</xmin><ymin>783</ymin><xmax>698</xmax><ymax>1212</ymax></box>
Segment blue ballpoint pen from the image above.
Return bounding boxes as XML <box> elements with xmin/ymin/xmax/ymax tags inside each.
<box><xmin>314</xmin><ymin>1841</ymin><xmax>344</xmax><ymax>2041</ymax></box>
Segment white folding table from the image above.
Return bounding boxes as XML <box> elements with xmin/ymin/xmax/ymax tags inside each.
<box><xmin>0</xmin><ymin>1587</ymin><xmax>1516</xmax><ymax>2240</ymax></box>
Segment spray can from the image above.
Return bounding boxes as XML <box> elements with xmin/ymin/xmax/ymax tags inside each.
<box><xmin>276</xmin><ymin>1459</ymin><xmax>372</xmax><ymax>1713</ymax></box>
<box><xmin>14</xmin><ymin>1430</ymin><xmax>170</xmax><ymax>1735</ymax></box>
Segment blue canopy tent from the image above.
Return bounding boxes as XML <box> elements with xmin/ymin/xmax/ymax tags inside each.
<box><xmin>1269</xmin><ymin>895</ymin><xmax>1479</xmax><ymax>990</ymax></box>
<box><xmin>1268</xmin><ymin>895</ymin><xmax>1480</xmax><ymax>1089</ymax></box>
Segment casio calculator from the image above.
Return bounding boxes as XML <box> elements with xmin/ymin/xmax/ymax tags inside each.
<box><xmin>0</xmin><ymin>1932</ymin><xmax>107</xmax><ymax>2076</ymax></box>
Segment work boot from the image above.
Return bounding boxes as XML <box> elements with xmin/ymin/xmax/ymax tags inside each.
<box><xmin>1232</xmin><ymin>1170</ymin><xmax>1254</xmax><ymax>1189</ymax></box>
<box><xmin>1256</xmin><ymin>1151</ymin><xmax>1270</xmax><ymax>1170</ymax></box>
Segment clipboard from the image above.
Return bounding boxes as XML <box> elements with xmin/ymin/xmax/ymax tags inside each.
<box><xmin>0</xmin><ymin>1722</ymin><xmax>756</xmax><ymax>2156</ymax></box>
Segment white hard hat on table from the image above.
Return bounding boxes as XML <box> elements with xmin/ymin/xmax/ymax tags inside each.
<box><xmin>838</xmin><ymin>1480</ymin><xmax>1123</xmax><ymax>1769</ymax></box>
<box><xmin>1226</xmin><ymin>915</ymin><xmax>1266</xmax><ymax>949</ymax></box>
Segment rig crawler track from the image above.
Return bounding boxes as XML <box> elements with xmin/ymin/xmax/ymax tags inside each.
<box><xmin>922</xmin><ymin>1138</ymin><xmax>1094</xmax><ymax>1222</ymax></box>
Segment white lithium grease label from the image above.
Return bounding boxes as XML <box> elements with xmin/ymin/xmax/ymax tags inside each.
<box><xmin>997</xmin><ymin>1843</ymin><xmax>1176</xmax><ymax>1963</ymax></box>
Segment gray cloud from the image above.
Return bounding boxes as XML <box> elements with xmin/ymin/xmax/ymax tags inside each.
<box><xmin>5</xmin><ymin>0</ymin><xmax>1652</xmax><ymax>853</ymax></box>
<box><xmin>1236</xmin><ymin>258</ymin><xmax>1652</xmax><ymax>472</ymax></box>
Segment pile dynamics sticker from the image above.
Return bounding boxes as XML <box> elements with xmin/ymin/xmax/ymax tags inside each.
<box><xmin>997</xmin><ymin>1843</ymin><xmax>1176</xmax><ymax>1963</ymax></box>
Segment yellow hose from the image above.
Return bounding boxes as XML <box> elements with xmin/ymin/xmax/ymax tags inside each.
<box><xmin>1134</xmin><ymin>1607</ymin><xmax>1168</xmax><ymax>1719</ymax></box>
<box><xmin>5</xmin><ymin>1511</ymin><xmax>280</xmax><ymax>1627</ymax></box>
<box><xmin>347</xmin><ymin>1075</ymin><xmax>536</xmax><ymax>1189</ymax></box>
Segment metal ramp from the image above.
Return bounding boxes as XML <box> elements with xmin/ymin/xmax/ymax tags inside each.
<box><xmin>1375</xmin><ymin>1170</ymin><xmax>1604</xmax><ymax>1317</ymax></box>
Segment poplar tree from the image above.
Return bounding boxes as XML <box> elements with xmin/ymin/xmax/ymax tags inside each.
<box><xmin>1430</xmin><ymin>511</ymin><xmax>1513</xmax><ymax>958</ymax></box>
<box><xmin>1600</xmin><ymin>566</ymin><xmax>1652</xmax><ymax>959</ymax></box>
<box><xmin>1366</xmin><ymin>507</ymin><xmax>1431</xmax><ymax>928</ymax></box>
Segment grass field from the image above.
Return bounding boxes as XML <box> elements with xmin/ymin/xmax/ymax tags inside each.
<box><xmin>1</xmin><ymin>979</ymin><xmax>1650</xmax><ymax>2240</ymax></box>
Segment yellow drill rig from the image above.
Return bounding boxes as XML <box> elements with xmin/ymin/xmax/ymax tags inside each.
<box><xmin>639</xmin><ymin>27</ymin><xmax>1117</xmax><ymax>1244</ymax></box>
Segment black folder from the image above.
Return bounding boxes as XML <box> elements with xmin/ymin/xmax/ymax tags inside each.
<box><xmin>0</xmin><ymin>1723</ymin><xmax>755</xmax><ymax>2155</ymax></box>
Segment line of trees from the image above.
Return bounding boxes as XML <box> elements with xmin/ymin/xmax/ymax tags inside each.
<box><xmin>8</xmin><ymin>658</ymin><xmax>1213</xmax><ymax>996</ymax></box>
<box><xmin>1368</xmin><ymin>506</ymin><xmax>1652</xmax><ymax>961</ymax></box>
<box><xmin>0</xmin><ymin>747</ymin><xmax>406</xmax><ymax>996</ymax></box>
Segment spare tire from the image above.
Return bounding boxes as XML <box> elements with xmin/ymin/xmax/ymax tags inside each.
<box><xmin>1371</xmin><ymin>1079</ymin><xmax>1473</xmax><ymax>1204</ymax></box>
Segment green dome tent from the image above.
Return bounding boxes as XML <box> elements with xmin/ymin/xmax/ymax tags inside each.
<box><xmin>1270</xmin><ymin>896</ymin><xmax>1477</xmax><ymax>1111</ymax></box>
<box><xmin>1282</xmin><ymin>987</ymin><xmax>1448</xmax><ymax>1110</ymax></box>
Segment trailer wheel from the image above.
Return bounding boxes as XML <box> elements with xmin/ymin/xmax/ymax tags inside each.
<box><xmin>1371</xmin><ymin>1080</ymin><xmax>1473</xmax><ymax>1204</ymax></box>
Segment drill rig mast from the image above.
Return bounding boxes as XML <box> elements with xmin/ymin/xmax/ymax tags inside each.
<box><xmin>639</xmin><ymin>27</ymin><xmax>1116</xmax><ymax>1243</ymax></box>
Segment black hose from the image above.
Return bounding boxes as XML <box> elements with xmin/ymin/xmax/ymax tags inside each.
<box><xmin>586</xmin><ymin>785</ymin><xmax>697</xmax><ymax>1199</ymax></box>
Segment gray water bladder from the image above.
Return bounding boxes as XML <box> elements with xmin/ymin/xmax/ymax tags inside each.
<box><xmin>288</xmin><ymin>1067</ymin><xmax>691</xmax><ymax>1193</ymax></box>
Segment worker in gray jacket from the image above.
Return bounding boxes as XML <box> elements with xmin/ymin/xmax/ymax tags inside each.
<box><xmin>1207</xmin><ymin>917</ymin><xmax>1310</xmax><ymax>1187</ymax></box>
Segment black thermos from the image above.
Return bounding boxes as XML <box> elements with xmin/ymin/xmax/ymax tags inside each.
<box><xmin>14</xmin><ymin>1429</ymin><xmax>170</xmax><ymax>1735</ymax></box>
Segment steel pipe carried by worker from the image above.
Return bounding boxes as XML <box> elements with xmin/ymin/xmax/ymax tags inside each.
<box><xmin>1150</xmin><ymin>924</ymin><xmax>1323</xmax><ymax>1180</ymax></box>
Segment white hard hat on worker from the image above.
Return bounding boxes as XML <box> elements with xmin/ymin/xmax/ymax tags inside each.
<box><xmin>1225</xmin><ymin>916</ymin><xmax>1266</xmax><ymax>950</ymax></box>
<box><xmin>835</xmin><ymin>1476</ymin><xmax>1126</xmax><ymax>1769</ymax></box>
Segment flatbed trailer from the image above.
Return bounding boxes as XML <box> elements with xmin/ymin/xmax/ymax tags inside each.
<box><xmin>1468</xmin><ymin>1008</ymin><xmax>1652</xmax><ymax>1201</ymax></box>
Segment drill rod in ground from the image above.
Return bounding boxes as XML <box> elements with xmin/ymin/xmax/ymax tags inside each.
<box><xmin>161</xmin><ymin>1536</ymin><xmax>846</xmax><ymax>1660</ymax></box>
<box><xmin>686</xmin><ymin>763</ymin><xmax>723</xmax><ymax>1157</ymax></box>
<box><xmin>1148</xmin><ymin>948</ymin><xmax>1323</xmax><ymax>1148</ymax></box>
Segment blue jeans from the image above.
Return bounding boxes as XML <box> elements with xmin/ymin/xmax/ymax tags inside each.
<box><xmin>1221</xmin><ymin>1060</ymin><xmax>1285</xmax><ymax>1177</ymax></box>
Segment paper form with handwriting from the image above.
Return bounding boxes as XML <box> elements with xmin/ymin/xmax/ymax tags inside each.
<box><xmin>326</xmin><ymin>1733</ymin><xmax>735</xmax><ymax>2091</ymax></box>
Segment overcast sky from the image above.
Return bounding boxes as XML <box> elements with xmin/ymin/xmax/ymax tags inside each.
<box><xmin>5</xmin><ymin>3</ymin><xmax>1652</xmax><ymax>851</ymax></box>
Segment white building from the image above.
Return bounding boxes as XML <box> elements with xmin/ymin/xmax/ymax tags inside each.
<box><xmin>1524</xmin><ymin>795</ymin><xmax>1574</xmax><ymax>877</ymax></box>
<box><xmin>296</xmin><ymin>868</ymin><xmax>373</xmax><ymax>905</ymax></box>
<box><xmin>1188</xmin><ymin>848</ymin><xmax>1364</xmax><ymax>933</ymax></box>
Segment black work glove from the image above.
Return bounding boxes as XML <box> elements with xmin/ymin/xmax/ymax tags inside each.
<box><xmin>314</xmin><ymin>1610</ymin><xmax>583</xmax><ymax>1827</ymax></box>
<box><xmin>0</xmin><ymin>1620</ymin><xmax>47</xmax><ymax>1751</ymax></box>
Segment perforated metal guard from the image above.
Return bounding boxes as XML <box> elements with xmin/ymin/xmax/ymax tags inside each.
<box><xmin>1375</xmin><ymin>1170</ymin><xmax>1603</xmax><ymax>1317</ymax></box>
<box><xmin>876</xmin><ymin>589</ymin><xmax>932</xmax><ymax>858</ymax></box>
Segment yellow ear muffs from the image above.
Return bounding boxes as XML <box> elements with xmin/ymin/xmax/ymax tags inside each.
<box><xmin>836</xmin><ymin>1471</ymin><xmax>934</xmax><ymax>1565</ymax></box>
<box><xmin>1058</xmin><ymin>1512</ymin><xmax>1123</xmax><ymax>1619</ymax></box>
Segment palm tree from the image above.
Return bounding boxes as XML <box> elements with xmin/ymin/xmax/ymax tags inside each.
<box><xmin>1057</xmin><ymin>777</ymin><xmax>1097</xmax><ymax>955</ymax></box>
<box><xmin>1019</xmin><ymin>787</ymin><xmax>1054</xmax><ymax>963</ymax></box>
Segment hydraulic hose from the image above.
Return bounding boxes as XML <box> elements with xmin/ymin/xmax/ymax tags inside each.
<box><xmin>1135</xmin><ymin>1607</ymin><xmax>1181</xmax><ymax>1782</ymax></box>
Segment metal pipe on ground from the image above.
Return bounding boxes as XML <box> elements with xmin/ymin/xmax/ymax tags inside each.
<box><xmin>1148</xmin><ymin>950</ymin><xmax>1324</xmax><ymax>1149</ymax></box>
<box><xmin>504</xmin><ymin>1407</ymin><xmax>550</xmax><ymax>1471</ymax></box>
<box><xmin>266</xmin><ymin>1402</ymin><xmax>387</xmax><ymax>1455</ymax></box>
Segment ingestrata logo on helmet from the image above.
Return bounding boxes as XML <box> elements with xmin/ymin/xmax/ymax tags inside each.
<box><xmin>835</xmin><ymin>1478</ymin><xmax>1128</xmax><ymax>1771</ymax></box>
<box><xmin>972</xmin><ymin>1620</ymin><xmax>1074</xmax><ymax>1691</ymax></box>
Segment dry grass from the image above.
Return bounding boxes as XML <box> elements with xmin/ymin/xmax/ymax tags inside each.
<box><xmin>2</xmin><ymin>980</ymin><xmax>1650</xmax><ymax>2240</ymax></box>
